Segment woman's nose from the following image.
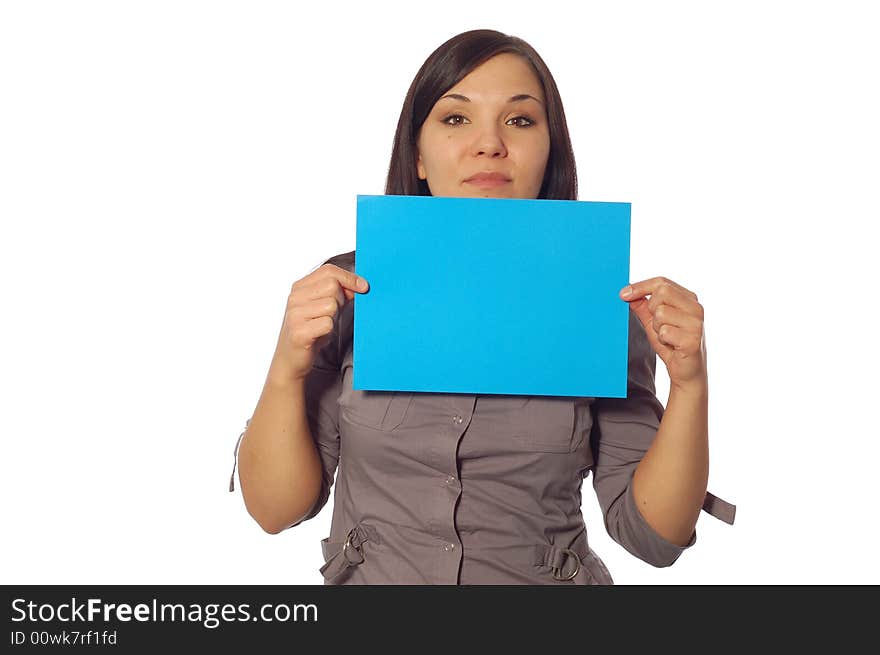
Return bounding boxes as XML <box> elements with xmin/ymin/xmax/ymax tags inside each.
<box><xmin>471</xmin><ymin>126</ymin><xmax>508</xmax><ymax>158</ymax></box>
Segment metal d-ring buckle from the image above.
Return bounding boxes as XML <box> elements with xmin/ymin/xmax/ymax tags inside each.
<box><xmin>552</xmin><ymin>548</ymin><xmax>581</xmax><ymax>581</ymax></box>
<box><xmin>342</xmin><ymin>528</ymin><xmax>365</xmax><ymax>565</ymax></box>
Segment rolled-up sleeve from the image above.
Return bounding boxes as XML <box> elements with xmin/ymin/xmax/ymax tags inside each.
<box><xmin>588</xmin><ymin>309</ymin><xmax>696</xmax><ymax>567</ymax></box>
<box><xmin>288</xmin><ymin>330</ymin><xmax>343</xmax><ymax>527</ymax></box>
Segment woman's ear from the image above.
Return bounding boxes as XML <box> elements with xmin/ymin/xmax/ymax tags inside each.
<box><xmin>416</xmin><ymin>151</ymin><xmax>427</xmax><ymax>180</ymax></box>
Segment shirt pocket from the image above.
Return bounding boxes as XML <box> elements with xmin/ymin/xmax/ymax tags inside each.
<box><xmin>337</xmin><ymin>348</ymin><xmax>414</xmax><ymax>432</ymax></box>
<box><xmin>338</xmin><ymin>388</ymin><xmax>414</xmax><ymax>432</ymax></box>
<box><xmin>481</xmin><ymin>396</ymin><xmax>580</xmax><ymax>453</ymax></box>
<box><xmin>517</xmin><ymin>396</ymin><xmax>580</xmax><ymax>453</ymax></box>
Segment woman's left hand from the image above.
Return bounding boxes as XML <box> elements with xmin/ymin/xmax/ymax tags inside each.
<box><xmin>619</xmin><ymin>277</ymin><xmax>707</xmax><ymax>392</ymax></box>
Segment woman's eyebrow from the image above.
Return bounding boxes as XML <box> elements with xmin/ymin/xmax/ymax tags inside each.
<box><xmin>438</xmin><ymin>93</ymin><xmax>543</xmax><ymax>105</ymax></box>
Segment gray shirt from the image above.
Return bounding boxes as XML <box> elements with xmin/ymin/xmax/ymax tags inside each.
<box><xmin>230</xmin><ymin>251</ymin><xmax>735</xmax><ymax>584</ymax></box>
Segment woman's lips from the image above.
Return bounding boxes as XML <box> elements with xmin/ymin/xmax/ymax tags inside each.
<box><xmin>464</xmin><ymin>173</ymin><xmax>512</xmax><ymax>188</ymax></box>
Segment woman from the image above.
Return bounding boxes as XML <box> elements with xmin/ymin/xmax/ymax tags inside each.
<box><xmin>229</xmin><ymin>29</ymin><xmax>735</xmax><ymax>584</ymax></box>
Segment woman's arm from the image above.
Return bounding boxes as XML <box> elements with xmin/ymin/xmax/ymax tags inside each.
<box><xmin>236</xmin><ymin>257</ymin><xmax>362</xmax><ymax>534</ymax></box>
<box><xmin>237</xmin><ymin>375</ymin><xmax>323</xmax><ymax>534</ymax></box>
<box><xmin>620</xmin><ymin>277</ymin><xmax>711</xmax><ymax>547</ymax></box>
<box><xmin>631</xmin><ymin>378</ymin><xmax>708</xmax><ymax>547</ymax></box>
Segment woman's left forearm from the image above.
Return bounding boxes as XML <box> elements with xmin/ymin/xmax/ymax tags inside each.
<box><xmin>631</xmin><ymin>377</ymin><xmax>710</xmax><ymax>547</ymax></box>
<box><xmin>619</xmin><ymin>277</ymin><xmax>712</xmax><ymax>547</ymax></box>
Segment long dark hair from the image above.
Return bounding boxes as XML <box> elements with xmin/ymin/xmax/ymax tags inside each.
<box><xmin>384</xmin><ymin>29</ymin><xmax>577</xmax><ymax>200</ymax></box>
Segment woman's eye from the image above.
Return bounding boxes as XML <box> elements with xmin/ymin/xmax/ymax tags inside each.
<box><xmin>442</xmin><ymin>114</ymin><xmax>468</xmax><ymax>126</ymax></box>
<box><xmin>507</xmin><ymin>116</ymin><xmax>534</xmax><ymax>127</ymax></box>
<box><xmin>440</xmin><ymin>114</ymin><xmax>535</xmax><ymax>127</ymax></box>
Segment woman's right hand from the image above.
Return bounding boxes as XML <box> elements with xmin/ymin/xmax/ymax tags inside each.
<box><xmin>268</xmin><ymin>264</ymin><xmax>369</xmax><ymax>386</ymax></box>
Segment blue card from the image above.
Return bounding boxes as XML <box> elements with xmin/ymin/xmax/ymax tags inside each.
<box><xmin>353</xmin><ymin>195</ymin><xmax>631</xmax><ymax>397</ymax></box>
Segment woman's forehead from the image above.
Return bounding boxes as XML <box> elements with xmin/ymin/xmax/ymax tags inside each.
<box><xmin>446</xmin><ymin>54</ymin><xmax>544</xmax><ymax>100</ymax></box>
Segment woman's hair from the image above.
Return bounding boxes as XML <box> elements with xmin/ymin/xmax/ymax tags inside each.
<box><xmin>385</xmin><ymin>29</ymin><xmax>577</xmax><ymax>201</ymax></box>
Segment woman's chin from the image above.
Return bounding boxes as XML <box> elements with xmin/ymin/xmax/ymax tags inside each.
<box><xmin>430</xmin><ymin>186</ymin><xmax>526</xmax><ymax>199</ymax></box>
<box><xmin>456</xmin><ymin>187</ymin><xmax>516</xmax><ymax>199</ymax></box>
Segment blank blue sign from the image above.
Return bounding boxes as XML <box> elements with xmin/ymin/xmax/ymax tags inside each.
<box><xmin>353</xmin><ymin>195</ymin><xmax>631</xmax><ymax>397</ymax></box>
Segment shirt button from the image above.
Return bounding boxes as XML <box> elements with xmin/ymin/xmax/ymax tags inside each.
<box><xmin>452</xmin><ymin>415</ymin><xmax>463</xmax><ymax>424</ymax></box>
<box><xmin>443</xmin><ymin>543</ymin><xmax>456</xmax><ymax>552</ymax></box>
<box><xmin>445</xmin><ymin>475</ymin><xmax>456</xmax><ymax>484</ymax></box>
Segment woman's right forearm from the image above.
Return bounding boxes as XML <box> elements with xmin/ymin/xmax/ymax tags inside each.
<box><xmin>237</xmin><ymin>375</ymin><xmax>322</xmax><ymax>534</ymax></box>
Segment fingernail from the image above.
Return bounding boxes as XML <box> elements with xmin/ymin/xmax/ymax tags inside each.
<box><xmin>620</xmin><ymin>286</ymin><xmax>633</xmax><ymax>298</ymax></box>
<box><xmin>358</xmin><ymin>277</ymin><xmax>368</xmax><ymax>290</ymax></box>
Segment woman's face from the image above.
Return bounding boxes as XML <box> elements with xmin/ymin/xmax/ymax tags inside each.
<box><xmin>416</xmin><ymin>53</ymin><xmax>550</xmax><ymax>199</ymax></box>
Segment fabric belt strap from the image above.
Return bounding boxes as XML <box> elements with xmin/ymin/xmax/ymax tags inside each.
<box><xmin>320</xmin><ymin>523</ymin><xmax>382</xmax><ymax>582</ymax></box>
<box><xmin>703</xmin><ymin>490</ymin><xmax>737</xmax><ymax>525</ymax></box>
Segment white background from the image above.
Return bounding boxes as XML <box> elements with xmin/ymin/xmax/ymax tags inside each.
<box><xmin>1</xmin><ymin>1</ymin><xmax>877</xmax><ymax>585</ymax></box>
